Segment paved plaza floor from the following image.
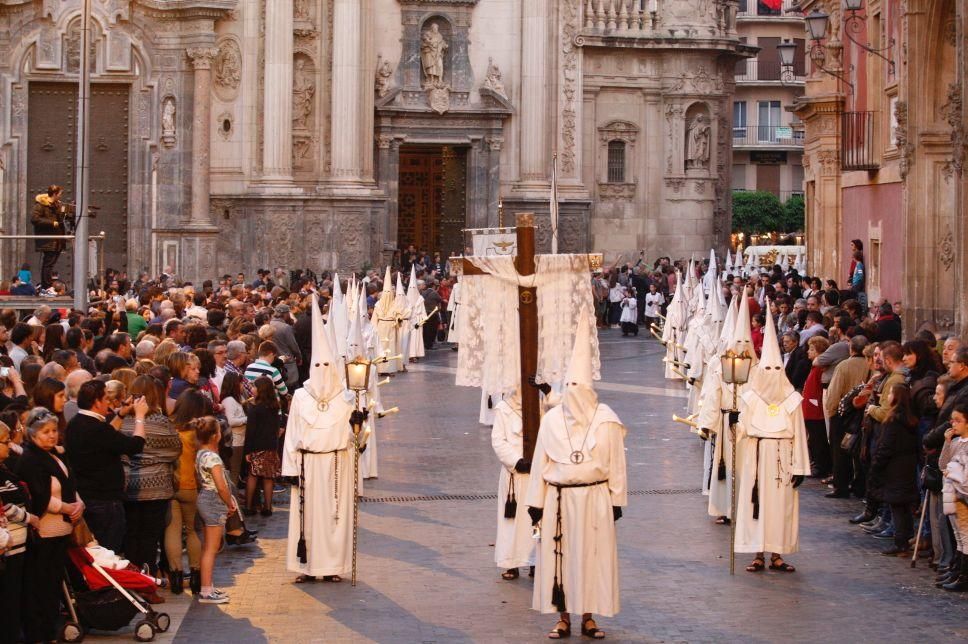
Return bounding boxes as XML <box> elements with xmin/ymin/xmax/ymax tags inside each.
<box><xmin>90</xmin><ymin>330</ymin><xmax>966</xmax><ymax>643</ymax></box>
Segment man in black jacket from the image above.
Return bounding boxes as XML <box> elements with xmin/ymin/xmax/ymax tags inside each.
<box><xmin>30</xmin><ymin>185</ymin><xmax>67</xmax><ymax>288</ymax></box>
<box><xmin>64</xmin><ymin>380</ymin><xmax>148</xmax><ymax>552</ymax></box>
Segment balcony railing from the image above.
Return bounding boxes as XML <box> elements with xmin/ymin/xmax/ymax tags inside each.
<box><xmin>733</xmin><ymin>124</ymin><xmax>805</xmax><ymax>147</ymax></box>
<box><xmin>841</xmin><ymin>111</ymin><xmax>879</xmax><ymax>171</ymax></box>
<box><xmin>582</xmin><ymin>0</ymin><xmax>652</xmax><ymax>35</ymax></box>
<box><xmin>737</xmin><ymin>0</ymin><xmax>802</xmax><ymax>18</ymax></box>
<box><xmin>734</xmin><ymin>58</ymin><xmax>805</xmax><ymax>83</ymax></box>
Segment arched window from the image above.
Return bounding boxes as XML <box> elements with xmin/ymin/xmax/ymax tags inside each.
<box><xmin>607</xmin><ymin>140</ymin><xmax>626</xmax><ymax>183</ymax></box>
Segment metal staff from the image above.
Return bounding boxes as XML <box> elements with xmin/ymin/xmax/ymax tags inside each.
<box><xmin>350</xmin><ymin>388</ymin><xmax>364</xmax><ymax>586</ymax></box>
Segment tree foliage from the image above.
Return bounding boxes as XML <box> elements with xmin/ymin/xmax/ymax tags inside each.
<box><xmin>779</xmin><ymin>194</ymin><xmax>805</xmax><ymax>233</ymax></box>
<box><xmin>731</xmin><ymin>191</ymin><xmax>783</xmax><ymax>234</ymax></box>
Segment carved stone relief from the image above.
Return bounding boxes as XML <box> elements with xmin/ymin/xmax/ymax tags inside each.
<box><xmin>482</xmin><ymin>57</ymin><xmax>507</xmax><ymax>99</ymax></box>
<box><xmin>376</xmin><ymin>55</ymin><xmax>394</xmax><ymax>97</ymax></box>
<box><xmin>894</xmin><ymin>100</ymin><xmax>913</xmax><ymax>178</ymax></box>
<box><xmin>161</xmin><ymin>96</ymin><xmax>176</xmax><ymax>148</ymax></box>
<box><xmin>292</xmin><ymin>54</ymin><xmax>316</xmax><ymax>130</ymax></box>
<box><xmin>817</xmin><ymin>149</ymin><xmax>840</xmax><ymax>175</ymax></box>
<box><xmin>214</xmin><ymin>39</ymin><xmax>242</xmax><ymax>101</ymax></box>
<box><xmin>217</xmin><ymin>112</ymin><xmax>234</xmax><ymax>141</ymax></box>
<box><xmin>939</xmin><ymin>225</ymin><xmax>955</xmax><ymax>271</ymax></box>
<box><xmin>685</xmin><ymin>111</ymin><xmax>711</xmax><ymax>170</ymax></box>
<box><xmin>598</xmin><ymin>183</ymin><xmax>636</xmax><ymax>201</ymax></box>
<box><xmin>559</xmin><ymin>0</ymin><xmax>582</xmax><ymax>174</ymax></box>
<box><xmin>940</xmin><ymin>82</ymin><xmax>964</xmax><ymax>182</ymax></box>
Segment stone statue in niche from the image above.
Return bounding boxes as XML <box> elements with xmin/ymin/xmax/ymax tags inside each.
<box><xmin>686</xmin><ymin>113</ymin><xmax>710</xmax><ymax>169</ymax></box>
<box><xmin>161</xmin><ymin>96</ymin><xmax>176</xmax><ymax>148</ymax></box>
<box><xmin>375</xmin><ymin>55</ymin><xmax>393</xmax><ymax>97</ymax></box>
<box><xmin>482</xmin><ymin>57</ymin><xmax>506</xmax><ymax>98</ymax></box>
<box><xmin>214</xmin><ymin>41</ymin><xmax>241</xmax><ymax>90</ymax></box>
<box><xmin>420</xmin><ymin>23</ymin><xmax>448</xmax><ymax>87</ymax></box>
<box><xmin>292</xmin><ymin>58</ymin><xmax>315</xmax><ymax>129</ymax></box>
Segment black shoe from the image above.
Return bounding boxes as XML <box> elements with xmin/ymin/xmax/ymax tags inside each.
<box><xmin>849</xmin><ymin>511</ymin><xmax>876</xmax><ymax>524</ymax></box>
<box><xmin>189</xmin><ymin>568</ymin><xmax>201</xmax><ymax>595</ymax></box>
<box><xmin>168</xmin><ymin>570</ymin><xmax>184</xmax><ymax>595</ymax></box>
<box><xmin>881</xmin><ymin>545</ymin><xmax>911</xmax><ymax>556</ymax></box>
<box><xmin>825</xmin><ymin>491</ymin><xmax>851</xmax><ymax>499</ymax></box>
<box><xmin>245</xmin><ymin>528</ymin><xmax>259</xmax><ymax>538</ymax></box>
<box><xmin>260</xmin><ymin>508</ymin><xmax>273</xmax><ymax>517</ymax></box>
<box><xmin>942</xmin><ymin>557</ymin><xmax>968</xmax><ymax>592</ymax></box>
<box><xmin>226</xmin><ymin>532</ymin><xmax>256</xmax><ymax>546</ymax></box>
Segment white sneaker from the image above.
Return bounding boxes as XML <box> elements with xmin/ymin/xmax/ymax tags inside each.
<box><xmin>198</xmin><ymin>589</ymin><xmax>230</xmax><ymax>604</ymax></box>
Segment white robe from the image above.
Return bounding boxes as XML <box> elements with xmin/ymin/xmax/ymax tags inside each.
<box><xmin>408</xmin><ymin>300</ymin><xmax>427</xmax><ymax>359</ymax></box>
<box><xmin>526</xmin><ymin>405</ymin><xmax>627</xmax><ymax>617</ymax></box>
<box><xmin>282</xmin><ymin>389</ymin><xmax>356</xmax><ymax>577</ymax></box>
<box><xmin>491</xmin><ymin>402</ymin><xmax>535</xmax><ymax>569</ymax></box>
<box><xmin>733</xmin><ymin>393</ymin><xmax>810</xmax><ymax>554</ymax></box>
<box><xmin>695</xmin><ymin>362</ymin><xmax>737</xmax><ymax>519</ymax></box>
<box><xmin>447</xmin><ymin>281</ymin><xmax>462</xmax><ymax>344</ymax></box>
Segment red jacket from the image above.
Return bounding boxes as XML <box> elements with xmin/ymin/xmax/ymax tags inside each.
<box><xmin>801</xmin><ymin>365</ymin><xmax>826</xmax><ymax>421</ymax></box>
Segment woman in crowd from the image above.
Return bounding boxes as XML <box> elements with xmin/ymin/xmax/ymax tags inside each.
<box><xmin>869</xmin><ymin>384</ymin><xmax>921</xmax><ymax>556</ymax></box>
<box><xmin>193</xmin><ymin>348</ymin><xmax>222</xmax><ymax>413</ymax></box>
<box><xmin>17</xmin><ymin>407</ymin><xmax>84</xmax><ymax>643</ymax></box>
<box><xmin>166</xmin><ymin>351</ymin><xmax>200</xmax><ymax>414</ymax></box>
<box><xmin>243</xmin><ymin>377</ymin><xmax>282</xmax><ymax>516</ymax></box>
<box><xmin>802</xmin><ymin>336</ymin><xmax>832</xmax><ymax>478</ymax></box>
<box><xmin>164</xmin><ymin>388</ymin><xmax>210</xmax><ymax>594</ymax></box>
<box><xmin>925</xmin><ymin>376</ymin><xmax>957</xmax><ymax>578</ymax></box>
<box><xmin>41</xmin><ymin>322</ymin><xmax>64</xmax><ymax>363</ymax></box>
<box><xmin>122</xmin><ymin>375</ymin><xmax>181</xmax><ymax>575</ymax></box>
<box><xmin>1</xmin><ymin>420</ymin><xmax>39</xmax><ymax>643</ymax></box>
<box><xmin>902</xmin><ymin>340</ymin><xmax>941</xmax><ymax>444</ymax></box>
<box><xmin>31</xmin><ymin>376</ymin><xmax>67</xmax><ymax>444</ymax></box>
<box><xmin>220</xmin><ymin>371</ymin><xmax>247</xmax><ymax>486</ymax></box>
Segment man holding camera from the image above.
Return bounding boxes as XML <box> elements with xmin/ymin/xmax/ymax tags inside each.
<box><xmin>30</xmin><ymin>184</ymin><xmax>68</xmax><ymax>288</ymax></box>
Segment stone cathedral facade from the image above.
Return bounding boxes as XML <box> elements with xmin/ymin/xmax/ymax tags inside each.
<box><xmin>0</xmin><ymin>0</ymin><xmax>752</xmax><ymax>282</ymax></box>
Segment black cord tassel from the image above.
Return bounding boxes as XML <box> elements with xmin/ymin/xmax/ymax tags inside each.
<box><xmin>751</xmin><ymin>439</ymin><xmax>760</xmax><ymax>521</ymax></box>
<box><xmin>552</xmin><ymin>579</ymin><xmax>567</xmax><ymax>613</ymax></box>
<box><xmin>297</xmin><ymin>537</ymin><xmax>307</xmax><ymax>563</ymax></box>
<box><xmin>487</xmin><ymin>395</ymin><xmax>493</xmax><ymax>409</ymax></box>
<box><xmin>552</xmin><ymin>486</ymin><xmax>567</xmax><ymax>613</ymax></box>
<box><xmin>504</xmin><ymin>472</ymin><xmax>517</xmax><ymax>519</ymax></box>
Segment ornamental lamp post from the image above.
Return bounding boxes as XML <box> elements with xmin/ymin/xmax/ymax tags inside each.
<box><xmin>720</xmin><ymin>348</ymin><xmax>753</xmax><ymax>575</ymax></box>
<box><xmin>344</xmin><ymin>354</ymin><xmax>371</xmax><ymax>587</ymax></box>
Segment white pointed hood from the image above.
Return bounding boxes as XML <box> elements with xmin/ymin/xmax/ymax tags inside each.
<box><xmin>702</xmin><ymin>249</ymin><xmax>717</xmax><ymax>295</ymax></box>
<box><xmin>562</xmin><ymin>305</ymin><xmax>599</xmax><ymax>430</ymax></box>
<box><xmin>330</xmin><ymin>273</ymin><xmax>348</xmax><ymax>357</ymax></box>
<box><xmin>725</xmin><ymin>249</ymin><xmax>733</xmax><ymax>274</ymax></box>
<box><xmin>730</xmin><ymin>288</ymin><xmax>756</xmax><ymax>363</ymax></box>
<box><xmin>346</xmin><ymin>291</ymin><xmax>366</xmax><ymax>361</ymax></box>
<box><xmin>779</xmin><ymin>255</ymin><xmax>790</xmax><ymax>273</ymax></box>
<box><xmin>406</xmin><ymin>264</ymin><xmax>422</xmax><ymax>309</ymax></box>
<box><xmin>717</xmin><ymin>291</ymin><xmax>739</xmax><ymax>354</ymax></box>
<box><xmin>744</xmin><ymin>298</ymin><xmax>797</xmax><ymax>406</ymax></box>
<box><xmin>304</xmin><ymin>293</ymin><xmax>344</xmax><ymax>402</ymax></box>
<box><xmin>373</xmin><ymin>267</ymin><xmax>395</xmax><ymax>319</ymax></box>
<box><xmin>395</xmin><ymin>272</ymin><xmax>405</xmax><ymax>297</ymax></box>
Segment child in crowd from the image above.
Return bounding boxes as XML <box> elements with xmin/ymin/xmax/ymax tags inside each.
<box><xmin>17</xmin><ymin>263</ymin><xmax>32</xmax><ymax>286</ymax></box>
<box><xmin>620</xmin><ymin>287</ymin><xmax>638</xmax><ymax>337</ymax></box>
<box><xmin>941</xmin><ymin>403</ymin><xmax>968</xmax><ymax>591</ymax></box>
<box><xmin>644</xmin><ymin>283</ymin><xmax>664</xmax><ymax>332</ymax></box>
<box><xmin>193</xmin><ymin>416</ymin><xmax>239</xmax><ymax>604</ymax></box>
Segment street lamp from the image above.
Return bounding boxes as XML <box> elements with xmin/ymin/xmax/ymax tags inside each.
<box><xmin>720</xmin><ymin>348</ymin><xmax>752</xmax><ymax>575</ymax></box>
<box><xmin>799</xmin><ymin>8</ymin><xmax>854</xmax><ymax>93</ymax></box>
<box><xmin>777</xmin><ymin>38</ymin><xmax>799</xmax><ymax>85</ymax></box>
<box><xmin>344</xmin><ymin>354</ymin><xmax>371</xmax><ymax>587</ymax></box>
<box><xmin>841</xmin><ymin>0</ymin><xmax>896</xmax><ymax>75</ymax></box>
<box><xmin>804</xmin><ymin>9</ymin><xmax>829</xmax><ymax>41</ymax></box>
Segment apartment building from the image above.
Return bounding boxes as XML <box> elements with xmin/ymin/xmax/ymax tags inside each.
<box><xmin>732</xmin><ymin>0</ymin><xmax>806</xmax><ymax>203</ymax></box>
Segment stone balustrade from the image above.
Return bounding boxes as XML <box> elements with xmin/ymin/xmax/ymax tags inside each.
<box><xmin>583</xmin><ymin>0</ymin><xmax>656</xmax><ymax>35</ymax></box>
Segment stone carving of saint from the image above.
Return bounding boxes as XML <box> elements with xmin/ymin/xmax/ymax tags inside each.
<box><xmin>215</xmin><ymin>42</ymin><xmax>241</xmax><ymax>89</ymax></box>
<box><xmin>162</xmin><ymin>97</ymin><xmax>176</xmax><ymax>136</ymax></box>
<box><xmin>686</xmin><ymin>113</ymin><xmax>710</xmax><ymax>169</ymax></box>
<box><xmin>420</xmin><ymin>23</ymin><xmax>448</xmax><ymax>87</ymax></box>
<box><xmin>375</xmin><ymin>56</ymin><xmax>393</xmax><ymax>97</ymax></box>
<box><xmin>294</xmin><ymin>0</ymin><xmax>310</xmax><ymax>22</ymax></box>
<box><xmin>482</xmin><ymin>57</ymin><xmax>506</xmax><ymax>97</ymax></box>
<box><xmin>292</xmin><ymin>58</ymin><xmax>315</xmax><ymax>129</ymax></box>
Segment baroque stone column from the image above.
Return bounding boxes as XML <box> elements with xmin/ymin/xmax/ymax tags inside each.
<box><xmin>330</xmin><ymin>0</ymin><xmax>362</xmax><ymax>183</ymax></box>
<box><xmin>186</xmin><ymin>47</ymin><xmax>218</xmax><ymax>228</ymax></box>
<box><xmin>518</xmin><ymin>0</ymin><xmax>549</xmax><ymax>184</ymax></box>
<box><xmin>262</xmin><ymin>0</ymin><xmax>294</xmax><ymax>183</ymax></box>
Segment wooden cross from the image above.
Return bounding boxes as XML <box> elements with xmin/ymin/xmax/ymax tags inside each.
<box><xmin>453</xmin><ymin>212</ymin><xmax>601</xmax><ymax>460</ymax></box>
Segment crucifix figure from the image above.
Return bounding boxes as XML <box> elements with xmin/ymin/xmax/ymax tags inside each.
<box><xmin>453</xmin><ymin>212</ymin><xmax>602</xmax><ymax>460</ymax></box>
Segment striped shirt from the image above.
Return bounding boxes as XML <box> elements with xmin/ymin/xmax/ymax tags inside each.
<box><xmin>244</xmin><ymin>358</ymin><xmax>288</xmax><ymax>396</ymax></box>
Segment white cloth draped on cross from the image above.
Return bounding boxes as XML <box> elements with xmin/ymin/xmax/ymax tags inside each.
<box><xmin>456</xmin><ymin>254</ymin><xmax>600</xmax><ymax>395</ymax></box>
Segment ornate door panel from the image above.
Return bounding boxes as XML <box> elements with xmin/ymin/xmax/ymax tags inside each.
<box><xmin>398</xmin><ymin>145</ymin><xmax>466</xmax><ymax>254</ymax></box>
<box><xmin>26</xmin><ymin>82</ymin><xmax>129</xmax><ymax>279</ymax></box>
<box><xmin>89</xmin><ymin>84</ymin><xmax>130</xmax><ymax>273</ymax></box>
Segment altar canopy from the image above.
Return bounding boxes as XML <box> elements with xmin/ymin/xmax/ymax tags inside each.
<box><xmin>456</xmin><ymin>254</ymin><xmax>600</xmax><ymax>395</ymax></box>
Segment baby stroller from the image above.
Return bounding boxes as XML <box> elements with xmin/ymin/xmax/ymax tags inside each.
<box><xmin>61</xmin><ymin>547</ymin><xmax>171</xmax><ymax>642</ymax></box>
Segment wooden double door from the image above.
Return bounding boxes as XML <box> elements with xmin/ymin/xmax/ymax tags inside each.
<box><xmin>398</xmin><ymin>145</ymin><xmax>466</xmax><ymax>256</ymax></box>
<box><xmin>26</xmin><ymin>82</ymin><xmax>130</xmax><ymax>279</ymax></box>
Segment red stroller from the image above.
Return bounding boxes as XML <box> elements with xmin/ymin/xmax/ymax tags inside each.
<box><xmin>61</xmin><ymin>547</ymin><xmax>171</xmax><ymax>642</ymax></box>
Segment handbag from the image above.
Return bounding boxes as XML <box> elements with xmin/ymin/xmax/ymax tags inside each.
<box><xmin>922</xmin><ymin>464</ymin><xmax>943</xmax><ymax>493</ymax></box>
<box><xmin>840</xmin><ymin>431</ymin><xmax>859</xmax><ymax>453</ymax></box>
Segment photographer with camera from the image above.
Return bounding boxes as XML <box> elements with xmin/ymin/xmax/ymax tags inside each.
<box><xmin>30</xmin><ymin>184</ymin><xmax>69</xmax><ymax>289</ymax></box>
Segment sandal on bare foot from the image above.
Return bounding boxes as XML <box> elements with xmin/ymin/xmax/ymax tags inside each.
<box><xmin>321</xmin><ymin>575</ymin><xmax>342</xmax><ymax>582</ymax></box>
<box><xmin>501</xmin><ymin>568</ymin><xmax>520</xmax><ymax>580</ymax></box>
<box><xmin>582</xmin><ymin>618</ymin><xmax>605</xmax><ymax>639</ymax></box>
<box><xmin>714</xmin><ymin>516</ymin><xmax>731</xmax><ymax>525</ymax></box>
<box><xmin>294</xmin><ymin>574</ymin><xmax>317</xmax><ymax>583</ymax></box>
<box><xmin>745</xmin><ymin>557</ymin><xmax>765</xmax><ymax>573</ymax></box>
<box><xmin>548</xmin><ymin>620</ymin><xmax>571</xmax><ymax>639</ymax></box>
<box><xmin>769</xmin><ymin>556</ymin><xmax>796</xmax><ymax>572</ymax></box>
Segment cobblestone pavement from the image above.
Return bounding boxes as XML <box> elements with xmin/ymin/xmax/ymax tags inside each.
<box><xmin>92</xmin><ymin>330</ymin><xmax>966</xmax><ymax>643</ymax></box>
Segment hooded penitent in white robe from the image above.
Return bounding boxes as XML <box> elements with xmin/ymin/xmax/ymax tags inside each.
<box><xmin>395</xmin><ymin>273</ymin><xmax>412</xmax><ymax>367</ymax></box>
<box><xmin>372</xmin><ymin>268</ymin><xmax>403</xmax><ymax>374</ymax></box>
<box><xmin>282</xmin><ymin>294</ymin><xmax>356</xmax><ymax>577</ymax></box>
<box><xmin>406</xmin><ymin>265</ymin><xmax>426</xmax><ymax>360</ymax></box>
<box><xmin>696</xmin><ymin>293</ymin><xmax>755</xmax><ymax>519</ymax></box>
<box><xmin>733</xmin><ymin>304</ymin><xmax>810</xmax><ymax>554</ymax></box>
<box><xmin>662</xmin><ymin>271</ymin><xmax>687</xmax><ymax>381</ymax></box>
<box><xmin>447</xmin><ymin>277</ymin><xmax>462</xmax><ymax>344</ymax></box>
<box><xmin>491</xmin><ymin>389</ymin><xmax>535</xmax><ymax>570</ymax></box>
<box><xmin>330</xmin><ymin>273</ymin><xmax>348</xmax><ymax>358</ymax></box>
<box><xmin>526</xmin><ymin>306</ymin><xmax>627</xmax><ymax>617</ymax></box>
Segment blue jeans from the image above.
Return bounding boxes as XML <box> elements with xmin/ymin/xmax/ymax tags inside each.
<box><xmin>84</xmin><ymin>499</ymin><xmax>127</xmax><ymax>553</ymax></box>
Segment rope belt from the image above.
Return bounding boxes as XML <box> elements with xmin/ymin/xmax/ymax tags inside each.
<box><xmin>547</xmin><ymin>480</ymin><xmax>609</xmax><ymax>612</ymax></box>
<box><xmin>296</xmin><ymin>447</ymin><xmax>344</xmax><ymax>564</ymax></box>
